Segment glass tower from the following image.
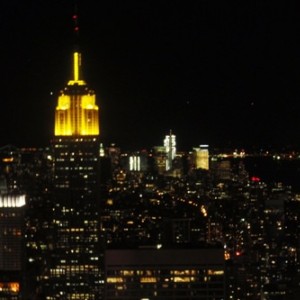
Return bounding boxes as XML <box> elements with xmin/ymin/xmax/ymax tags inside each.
<box><xmin>163</xmin><ymin>132</ymin><xmax>176</xmax><ymax>171</ymax></box>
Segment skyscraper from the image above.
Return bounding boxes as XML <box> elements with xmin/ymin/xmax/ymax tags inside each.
<box><xmin>193</xmin><ymin>144</ymin><xmax>209</xmax><ymax>170</ymax></box>
<box><xmin>42</xmin><ymin>50</ymin><xmax>102</xmax><ymax>299</ymax></box>
<box><xmin>163</xmin><ymin>131</ymin><xmax>176</xmax><ymax>171</ymax></box>
<box><xmin>0</xmin><ymin>187</ymin><xmax>26</xmax><ymax>300</ymax></box>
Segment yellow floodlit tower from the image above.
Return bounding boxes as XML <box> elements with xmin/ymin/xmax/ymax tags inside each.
<box><xmin>55</xmin><ymin>51</ymin><xmax>99</xmax><ymax>136</ymax></box>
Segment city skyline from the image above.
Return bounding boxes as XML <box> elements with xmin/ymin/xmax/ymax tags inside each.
<box><xmin>1</xmin><ymin>3</ymin><xmax>300</xmax><ymax>295</ymax></box>
<box><xmin>0</xmin><ymin>1</ymin><xmax>299</xmax><ymax>150</ymax></box>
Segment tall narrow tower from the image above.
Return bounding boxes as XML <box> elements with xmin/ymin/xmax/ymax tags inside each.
<box><xmin>164</xmin><ymin>131</ymin><xmax>176</xmax><ymax>171</ymax></box>
<box><xmin>43</xmin><ymin>47</ymin><xmax>102</xmax><ymax>298</ymax></box>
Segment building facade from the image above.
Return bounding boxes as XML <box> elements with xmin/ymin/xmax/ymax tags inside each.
<box><xmin>193</xmin><ymin>145</ymin><xmax>209</xmax><ymax>170</ymax></box>
<box><xmin>104</xmin><ymin>247</ymin><xmax>225</xmax><ymax>300</ymax></box>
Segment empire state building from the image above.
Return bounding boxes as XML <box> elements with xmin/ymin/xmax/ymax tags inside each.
<box><xmin>54</xmin><ymin>51</ymin><xmax>99</xmax><ymax>137</ymax></box>
<box><xmin>43</xmin><ymin>51</ymin><xmax>103</xmax><ymax>299</ymax></box>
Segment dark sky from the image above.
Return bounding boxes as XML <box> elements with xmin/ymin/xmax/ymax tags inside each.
<box><xmin>0</xmin><ymin>1</ymin><xmax>300</xmax><ymax>151</ymax></box>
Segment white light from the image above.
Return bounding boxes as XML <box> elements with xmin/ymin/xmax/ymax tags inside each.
<box><xmin>0</xmin><ymin>194</ymin><xmax>26</xmax><ymax>207</ymax></box>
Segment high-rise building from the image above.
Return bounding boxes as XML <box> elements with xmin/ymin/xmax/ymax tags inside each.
<box><xmin>0</xmin><ymin>189</ymin><xmax>26</xmax><ymax>300</ymax></box>
<box><xmin>153</xmin><ymin>146</ymin><xmax>168</xmax><ymax>174</ymax></box>
<box><xmin>42</xmin><ymin>51</ymin><xmax>102</xmax><ymax>299</ymax></box>
<box><xmin>193</xmin><ymin>144</ymin><xmax>209</xmax><ymax>170</ymax></box>
<box><xmin>125</xmin><ymin>151</ymin><xmax>148</xmax><ymax>172</ymax></box>
<box><xmin>164</xmin><ymin>131</ymin><xmax>176</xmax><ymax>171</ymax></box>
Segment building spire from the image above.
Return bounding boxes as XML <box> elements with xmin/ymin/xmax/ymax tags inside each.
<box><xmin>72</xmin><ymin>1</ymin><xmax>80</xmax><ymax>50</ymax></box>
<box><xmin>73</xmin><ymin>52</ymin><xmax>81</xmax><ymax>82</ymax></box>
<box><xmin>68</xmin><ymin>51</ymin><xmax>85</xmax><ymax>86</ymax></box>
<box><xmin>67</xmin><ymin>2</ymin><xmax>85</xmax><ymax>86</ymax></box>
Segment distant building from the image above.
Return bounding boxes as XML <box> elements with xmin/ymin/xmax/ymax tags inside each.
<box><xmin>106</xmin><ymin>144</ymin><xmax>121</xmax><ymax>170</ymax></box>
<box><xmin>120</xmin><ymin>151</ymin><xmax>149</xmax><ymax>172</ymax></box>
<box><xmin>152</xmin><ymin>132</ymin><xmax>177</xmax><ymax>174</ymax></box>
<box><xmin>211</xmin><ymin>159</ymin><xmax>232</xmax><ymax>181</ymax></box>
<box><xmin>153</xmin><ymin>146</ymin><xmax>168</xmax><ymax>174</ymax></box>
<box><xmin>129</xmin><ymin>155</ymin><xmax>141</xmax><ymax>171</ymax></box>
<box><xmin>193</xmin><ymin>144</ymin><xmax>209</xmax><ymax>170</ymax></box>
<box><xmin>104</xmin><ymin>247</ymin><xmax>225</xmax><ymax>300</ymax></box>
<box><xmin>164</xmin><ymin>131</ymin><xmax>176</xmax><ymax>171</ymax></box>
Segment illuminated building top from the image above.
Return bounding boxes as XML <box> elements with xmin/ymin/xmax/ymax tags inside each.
<box><xmin>54</xmin><ymin>52</ymin><xmax>100</xmax><ymax>136</ymax></box>
<box><xmin>0</xmin><ymin>195</ymin><xmax>26</xmax><ymax>208</ymax></box>
<box><xmin>194</xmin><ymin>145</ymin><xmax>209</xmax><ymax>170</ymax></box>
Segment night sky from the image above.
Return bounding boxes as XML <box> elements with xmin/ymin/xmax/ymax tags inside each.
<box><xmin>0</xmin><ymin>1</ymin><xmax>300</xmax><ymax>151</ymax></box>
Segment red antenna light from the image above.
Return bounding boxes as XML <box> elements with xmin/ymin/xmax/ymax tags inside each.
<box><xmin>73</xmin><ymin>1</ymin><xmax>80</xmax><ymax>44</ymax></box>
<box><xmin>251</xmin><ymin>176</ymin><xmax>261</xmax><ymax>182</ymax></box>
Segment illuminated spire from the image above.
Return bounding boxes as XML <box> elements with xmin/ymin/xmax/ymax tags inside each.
<box><xmin>67</xmin><ymin>1</ymin><xmax>85</xmax><ymax>86</ymax></box>
<box><xmin>67</xmin><ymin>52</ymin><xmax>86</xmax><ymax>86</ymax></box>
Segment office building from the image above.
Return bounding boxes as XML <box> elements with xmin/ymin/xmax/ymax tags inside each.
<box><xmin>124</xmin><ymin>151</ymin><xmax>148</xmax><ymax>172</ymax></box>
<box><xmin>164</xmin><ymin>131</ymin><xmax>176</xmax><ymax>171</ymax></box>
<box><xmin>193</xmin><ymin>144</ymin><xmax>209</xmax><ymax>170</ymax></box>
<box><xmin>0</xmin><ymin>191</ymin><xmax>26</xmax><ymax>300</ymax></box>
<box><xmin>42</xmin><ymin>50</ymin><xmax>102</xmax><ymax>299</ymax></box>
<box><xmin>104</xmin><ymin>247</ymin><xmax>225</xmax><ymax>300</ymax></box>
<box><xmin>153</xmin><ymin>146</ymin><xmax>167</xmax><ymax>175</ymax></box>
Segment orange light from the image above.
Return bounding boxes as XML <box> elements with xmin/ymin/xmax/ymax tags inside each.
<box><xmin>224</xmin><ymin>251</ymin><xmax>230</xmax><ymax>260</ymax></box>
<box><xmin>0</xmin><ymin>282</ymin><xmax>20</xmax><ymax>293</ymax></box>
<box><xmin>10</xmin><ymin>283</ymin><xmax>20</xmax><ymax>293</ymax></box>
<box><xmin>2</xmin><ymin>157</ymin><xmax>14</xmax><ymax>162</ymax></box>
